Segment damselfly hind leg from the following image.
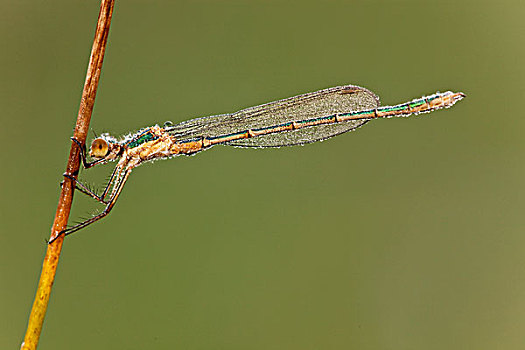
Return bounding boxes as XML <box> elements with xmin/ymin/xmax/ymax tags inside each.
<box><xmin>49</xmin><ymin>168</ymin><xmax>132</xmax><ymax>244</ymax></box>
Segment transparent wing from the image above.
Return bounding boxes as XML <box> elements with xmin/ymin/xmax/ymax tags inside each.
<box><xmin>165</xmin><ymin>85</ymin><xmax>380</xmax><ymax>147</ymax></box>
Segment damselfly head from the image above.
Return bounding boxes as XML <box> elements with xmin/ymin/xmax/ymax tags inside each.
<box><xmin>90</xmin><ymin>138</ymin><xmax>110</xmax><ymax>159</ymax></box>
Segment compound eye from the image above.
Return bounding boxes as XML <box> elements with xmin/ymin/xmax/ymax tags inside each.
<box><xmin>90</xmin><ymin>138</ymin><xmax>109</xmax><ymax>158</ymax></box>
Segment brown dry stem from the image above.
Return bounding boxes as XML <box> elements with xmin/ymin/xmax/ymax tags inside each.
<box><xmin>21</xmin><ymin>1</ymin><xmax>115</xmax><ymax>349</ymax></box>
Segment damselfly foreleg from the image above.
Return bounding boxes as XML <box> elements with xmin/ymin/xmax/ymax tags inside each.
<box><xmin>71</xmin><ymin>137</ymin><xmax>107</xmax><ymax>169</ymax></box>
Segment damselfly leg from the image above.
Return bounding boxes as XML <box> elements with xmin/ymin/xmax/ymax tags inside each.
<box><xmin>63</xmin><ymin>161</ymin><xmax>122</xmax><ymax>204</ymax></box>
<box><xmin>49</xmin><ymin>168</ymin><xmax>132</xmax><ymax>244</ymax></box>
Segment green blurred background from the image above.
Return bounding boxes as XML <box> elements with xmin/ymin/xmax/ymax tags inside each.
<box><xmin>2</xmin><ymin>0</ymin><xmax>524</xmax><ymax>349</ymax></box>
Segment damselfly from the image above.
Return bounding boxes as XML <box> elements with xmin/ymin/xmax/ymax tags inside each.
<box><xmin>49</xmin><ymin>85</ymin><xmax>465</xmax><ymax>243</ymax></box>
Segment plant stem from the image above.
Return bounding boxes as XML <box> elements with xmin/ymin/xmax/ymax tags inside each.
<box><xmin>21</xmin><ymin>1</ymin><xmax>115</xmax><ymax>349</ymax></box>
